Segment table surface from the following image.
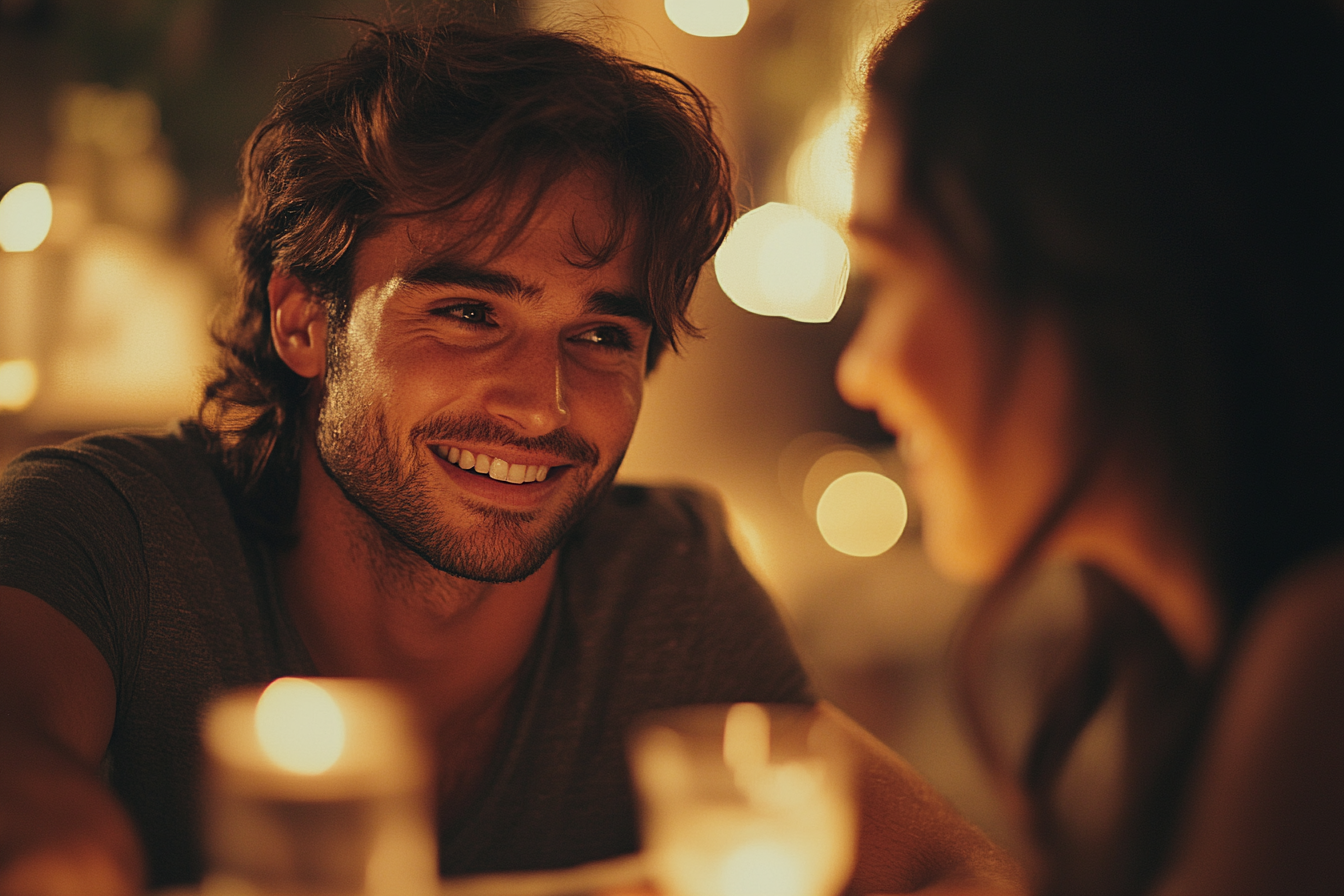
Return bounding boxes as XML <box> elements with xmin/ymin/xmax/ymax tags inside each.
<box><xmin>153</xmin><ymin>852</ymin><xmax>649</xmax><ymax>896</ymax></box>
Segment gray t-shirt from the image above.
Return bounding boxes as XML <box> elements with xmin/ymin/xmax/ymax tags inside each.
<box><xmin>0</xmin><ymin>426</ymin><xmax>813</xmax><ymax>888</ymax></box>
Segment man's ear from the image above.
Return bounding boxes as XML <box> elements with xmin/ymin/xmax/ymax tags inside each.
<box><xmin>269</xmin><ymin>270</ymin><xmax>328</xmax><ymax>380</ymax></box>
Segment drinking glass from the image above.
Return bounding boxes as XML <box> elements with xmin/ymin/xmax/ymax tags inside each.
<box><xmin>628</xmin><ymin>703</ymin><xmax>856</xmax><ymax>896</ymax></box>
<box><xmin>200</xmin><ymin>677</ymin><xmax>438</xmax><ymax>896</ymax></box>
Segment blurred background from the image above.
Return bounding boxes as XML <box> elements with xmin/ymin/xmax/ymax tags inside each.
<box><xmin>0</xmin><ymin>0</ymin><xmax>1087</xmax><ymax>859</ymax></box>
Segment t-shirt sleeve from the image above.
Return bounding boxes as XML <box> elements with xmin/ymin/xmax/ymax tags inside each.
<box><xmin>0</xmin><ymin>450</ymin><xmax>149</xmax><ymax>687</ymax></box>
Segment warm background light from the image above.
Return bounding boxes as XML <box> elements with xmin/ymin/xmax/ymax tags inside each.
<box><xmin>0</xmin><ymin>183</ymin><xmax>53</xmax><ymax>252</ymax></box>
<box><xmin>815</xmin><ymin>471</ymin><xmax>908</xmax><ymax>557</ymax></box>
<box><xmin>254</xmin><ymin>677</ymin><xmax>347</xmax><ymax>775</ymax></box>
<box><xmin>714</xmin><ymin>203</ymin><xmax>849</xmax><ymax>323</ymax></box>
<box><xmin>664</xmin><ymin>0</ymin><xmax>750</xmax><ymax>37</ymax></box>
<box><xmin>0</xmin><ymin>360</ymin><xmax>39</xmax><ymax>412</ymax></box>
<box><xmin>787</xmin><ymin>103</ymin><xmax>861</xmax><ymax>227</ymax></box>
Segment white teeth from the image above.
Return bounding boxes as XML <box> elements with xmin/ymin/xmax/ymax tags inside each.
<box><xmin>435</xmin><ymin>445</ymin><xmax>553</xmax><ymax>485</ymax></box>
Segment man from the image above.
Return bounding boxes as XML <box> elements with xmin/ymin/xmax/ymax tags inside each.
<box><xmin>0</xmin><ymin>18</ymin><xmax>1020</xmax><ymax>896</ymax></box>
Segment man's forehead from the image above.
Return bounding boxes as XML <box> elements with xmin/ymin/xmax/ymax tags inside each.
<box><xmin>350</xmin><ymin>180</ymin><xmax>653</xmax><ymax>324</ymax></box>
<box><xmin>381</xmin><ymin>168</ymin><xmax>639</xmax><ymax>263</ymax></box>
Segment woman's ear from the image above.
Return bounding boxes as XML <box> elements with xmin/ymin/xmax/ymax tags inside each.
<box><xmin>269</xmin><ymin>270</ymin><xmax>328</xmax><ymax>380</ymax></box>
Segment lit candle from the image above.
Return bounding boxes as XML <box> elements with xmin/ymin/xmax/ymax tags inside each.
<box><xmin>630</xmin><ymin>704</ymin><xmax>855</xmax><ymax>896</ymax></box>
<box><xmin>201</xmin><ymin>677</ymin><xmax>438</xmax><ymax>896</ymax></box>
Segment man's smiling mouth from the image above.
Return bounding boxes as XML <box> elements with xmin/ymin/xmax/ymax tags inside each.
<box><xmin>431</xmin><ymin>445</ymin><xmax>551</xmax><ymax>484</ymax></box>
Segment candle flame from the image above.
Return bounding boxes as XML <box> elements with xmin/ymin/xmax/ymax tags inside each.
<box><xmin>718</xmin><ymin>839</ymin><xmax>806</xmax><ymax>896</ymax></box>
<box><xmin>255</xmin><ymin>677</ymin><xmax>347</xmax><ymax>775</ymax></box>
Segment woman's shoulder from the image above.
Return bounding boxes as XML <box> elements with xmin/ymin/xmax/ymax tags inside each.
<box><xmin>1155</xmin><ymin>543</ymin><xmax>1344</xmax><ymax>895</ymax></box>
<box><xmin>1240</xmin><ymin>543</ymin><xmax>1344</xmax><ymax>696</ymax></box>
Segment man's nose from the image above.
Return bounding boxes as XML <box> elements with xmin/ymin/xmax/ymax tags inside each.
<box><xmin>481</xmin><ymin>337</ymin><xmax>570</xmax><ymax>435</ymax></box>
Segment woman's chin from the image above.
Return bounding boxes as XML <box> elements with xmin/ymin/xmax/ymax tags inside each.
<box><xmin>921</xmin><ymin>517</ymin><xmax>1007</xmax><ymax>586</ymax></box>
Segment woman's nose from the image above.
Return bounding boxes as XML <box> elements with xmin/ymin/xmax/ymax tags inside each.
<box><xmin>835</xmin><ymin>310</ymin><xmax>886</xmax><ymax>414</ymax></box>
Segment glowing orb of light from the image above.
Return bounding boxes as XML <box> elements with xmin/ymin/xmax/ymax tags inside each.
<box><xmin>665</xmin><ymin>0</ymin><xmax>750</xmax><ymax>37</ymax></box>
<box><xmin>718</xmin><ymin>839</ymin><xmax>806</xmax><ymax>896</ymax></box>
<box><xmin>714</xmin><ymin>203</ymin><xmax>849</xmax><ymax>323</ymax></box>
<box><xmin>0</xmin><ymin>360</ymin><xmax>39</xmax><ymax>412</ymax></box>
<box><xmin>802</xmin><ymin>448</ymin><xmax>883</xmax><ymax>516</ymax></box>
<box><xmin>815</xmin><ymin>471</ymin><xmax>908</xmax><ymax>557</ymax></box>
<box><xmin>0</xmin><ymin>183</ymin><xmax>53</xmax><ymax>252</ymax></box>
<box><xmin>254</xmin><ymin>677</ymin><xmax>347</xmax><ymax>775</ymax></box>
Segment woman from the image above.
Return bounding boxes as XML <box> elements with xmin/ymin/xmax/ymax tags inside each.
<box><xmin>837</xmin><ymin>0</ymin><xmax>1344</xmax><ymax>894</ymax></box>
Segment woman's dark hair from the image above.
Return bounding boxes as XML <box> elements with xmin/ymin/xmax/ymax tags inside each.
<box><xmin>198</xmin><ymin>17</ymin><xmax>735</xmax><ymax>536</ymax></box>
<box><xmin>865</xmin><ymin>1</ymin><xmax>1344</xmax><ymax>893</ymax></box>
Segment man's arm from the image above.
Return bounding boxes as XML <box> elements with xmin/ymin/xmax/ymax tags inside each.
<box><xmin>822</xmin><ymin>703</ymin><xmax>1026</xmax><ymax>895</ymax></box>
<box><xmin>0</xmin><ymin>586</ymin><xmax>143</xmax><ymax>896</ymax></box>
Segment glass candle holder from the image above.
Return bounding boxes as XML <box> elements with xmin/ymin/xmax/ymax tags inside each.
<box><xmin>200</xmin><ymin>677</ymin><xmax>437</xmax><ymax>896</ymax></box>
<box><xmin>628</xmin><ymin>703</ymin><xmax>856</xmax><ymax>896</ymax></box>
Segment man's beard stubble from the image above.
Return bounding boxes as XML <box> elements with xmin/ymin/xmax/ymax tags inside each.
<box><xmin>314</xmin><ymin>378</ymin><xmax>618</xmax><ymax>586</ymax></box>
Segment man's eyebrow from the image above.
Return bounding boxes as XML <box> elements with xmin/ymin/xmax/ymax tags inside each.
<box><xmin>587</xmin><ymin>290</ymin><xmax>653</xmax><ymax>325</ymax></box>
<box><xmin>401</xmin><ymin>260</ymin><xmax>542</xmax><ymax>299</ymax></box>
<box><xmin>403</xmin><ymin>259</ymin><xmax>652</xmax><ymax>324</ymax></box>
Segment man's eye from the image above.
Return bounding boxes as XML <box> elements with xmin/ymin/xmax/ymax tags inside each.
<box><xmin>435</xmin><ymin>303</ymin><xmax>494</xmax><ymax>325</ymax></box>
<box><xmin>574</xmin><ymin>325</ymin><xmax>634</xmax><ymax>350</ymax></box>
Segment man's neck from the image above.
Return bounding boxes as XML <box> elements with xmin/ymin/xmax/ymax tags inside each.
<box><xmin>275</xmin><ymin>437</ymin><xmax>557</xmax><ymax>731</ymax></box>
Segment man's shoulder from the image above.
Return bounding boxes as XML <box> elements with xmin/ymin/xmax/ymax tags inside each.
<box><xmin>3</xmin><ymin>421</ymin><xmax>225</xmax><ymax>520</ymax></box>
<box><xmin>9</xmin><ymin>422</ymin><xmax>207</xmax><ymax>476</ymax></box>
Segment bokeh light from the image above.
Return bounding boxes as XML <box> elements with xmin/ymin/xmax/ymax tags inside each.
<box><xmin>802</xmin><ymin>448</ymin><xmax>884</xmax><ymax>516</ymax></box>
<box><xmin>57</xmin><ymin>84</ymin><xmax>160</xmax><ymax>157</ymax></box>
<box><xmin>714</xmin><ymin>203</ymin><xmax>849</xmax><ymax>323</ymax></box>
<box><xmin>815</xmin><ymin>471</ymin><xmax>908</xmax><ymax>557</ymax></box>
<box><xmin>665</xmin><ymin>0</ymin><xmax>750</xmax><ymax>37</ymax></box>
<box><xmin>0</xmin><ymin>183</ymin><xmax>54</xmax><ymax>252</ymax></box>
<box><xmin>0</xmin><ymin>360</ymin><xmax>39</xmax><ymax>412</ymax></box>
<box><xmin>254</xmin><ymin>677</ymin><xmax>347</xmax><ymax>775</ymax></box>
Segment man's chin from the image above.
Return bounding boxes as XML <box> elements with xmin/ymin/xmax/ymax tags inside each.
<box><xmin>423</xmin><ymin>544</ymin><xmax>555</xmax><ymax>584</ymax></box>
<box><xmin>407</xmin><ymin>496</ymin><xmax>590</xmax><ymax>584</ymax></box>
